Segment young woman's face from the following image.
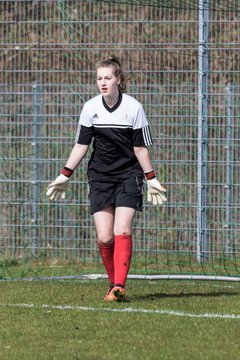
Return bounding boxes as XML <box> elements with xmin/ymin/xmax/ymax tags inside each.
<box><xmin>97</xmin><ymin>67</ymin><xmax>120</xmax><ymax>97</ymax></box>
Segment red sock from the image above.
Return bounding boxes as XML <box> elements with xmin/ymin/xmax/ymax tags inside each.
<box><xmin>98</xmin><ymin>242</ymin><xmax>114</xmax><ymax>284</ymax></box>
<box><xmin>114</xmin><ymin>234</ymin><xmax>132</xmax><ymax>287</ymax></box>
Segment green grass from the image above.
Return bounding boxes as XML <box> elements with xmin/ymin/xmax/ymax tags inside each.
<box><xmin>0</xmin><ymin>279</ymin><xmax>239</xmax><ymax>360</ymax></box>
<box><xmin>1</xmin><ymin>253</ymin><xmax>240</xmax><ymax>280</ymax></box>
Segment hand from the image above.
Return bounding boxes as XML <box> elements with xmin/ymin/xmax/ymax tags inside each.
<box><xmin>147</xmin><ymin>178</ymin><xmax>167</xmax><ymax>205</ymax></box>
<box><xmin>46</xmin><ymin>174</ymin><xmax>70</xmax><ymax>201</ymax></box>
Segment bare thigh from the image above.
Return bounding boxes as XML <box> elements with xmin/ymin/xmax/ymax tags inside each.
<box><xmin>93</xmin><ymin>206</ymin><xmax>136</xmax><ymax>243</ymax></box>
<box><xmin>93</xmin><ymin>206</ymin><xmax>115</xmax><ymax>244</ymax></box>
<box><xmin>114</xmin><ymin>207</ymin><xmax>136</xmax><ymax>235</ymax></box>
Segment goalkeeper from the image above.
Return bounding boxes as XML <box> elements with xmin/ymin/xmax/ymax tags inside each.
<box><xmin>46</xmin><ymin>55</ymin><xmax>167</xmax><ymax>302</ymax></box>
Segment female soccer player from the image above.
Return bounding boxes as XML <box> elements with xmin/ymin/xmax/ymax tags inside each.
<box><xmin>46</xmin><ymin>55</ymin><xmax>167</xmax><ymax>301</ymax></box>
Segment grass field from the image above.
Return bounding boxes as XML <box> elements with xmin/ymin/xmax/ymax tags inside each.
<box><xmin>0</xmin><ymin>279</ymin><xmax>239</xmax><ymax>360</ymax></box>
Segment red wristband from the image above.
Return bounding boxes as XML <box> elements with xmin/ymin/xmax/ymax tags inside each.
<box><xmin>144</xmin><ymin>170</ymin><xmax>156</xmax><ymax>180</ymax></box>
<box><xmin>61</xmin><ymin>167</ymin><xmax>74</xmax><ymax>178</ymax></box>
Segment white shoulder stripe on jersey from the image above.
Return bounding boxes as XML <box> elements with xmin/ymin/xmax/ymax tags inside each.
<box><xmin>75</xmin><ymin>123</ymin><xmax>81</xmax><ymax>142</ymax></box>
<box><xmin>143</xmin><ymin>125</ymin><xmax>153</xmax><ymax>146</ymax></box>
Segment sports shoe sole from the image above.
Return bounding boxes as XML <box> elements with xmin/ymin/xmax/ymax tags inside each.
<box><xmin>112</xmin><ymin>286</ymin><xmax>126</xmax><ymax>302</ymax></box>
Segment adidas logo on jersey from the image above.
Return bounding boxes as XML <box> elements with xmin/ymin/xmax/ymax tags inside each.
<box><xmin>92</xmin><ymin>113</ymin><xmax>99</xmax><ymax>119</ymax></box>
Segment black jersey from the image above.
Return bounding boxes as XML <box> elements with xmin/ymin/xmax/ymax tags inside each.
<box><xmin>75</xmin><ymin>93</ymin><xmax>153</xmax><ymax>181</ymax></box>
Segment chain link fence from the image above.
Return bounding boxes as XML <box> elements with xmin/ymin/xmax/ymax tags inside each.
<box><xmin>0</xmin><ymin>0</ymin><xmax>240</xmax><ymax>279</ymax></box>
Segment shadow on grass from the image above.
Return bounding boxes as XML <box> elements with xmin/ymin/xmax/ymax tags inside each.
<box><xmin>131</xmin><ymin>291</ymin><xmax>240</xmax><ymax>301</ymax></box>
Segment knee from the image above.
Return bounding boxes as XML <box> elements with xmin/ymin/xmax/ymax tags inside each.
<box><xmin>97</xmin><ymin>230</ymin><xmax>114</xmax><ymax>245</ymax></box>
<box><xmin>113</xmin><ymin>225</ymin><xmax>132</xmax><ymax>236</ymax></box>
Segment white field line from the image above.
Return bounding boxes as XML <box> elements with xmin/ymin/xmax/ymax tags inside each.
<box><xmin>0</xmin><ymin>303</ymin><xmax>240</xmax><ymax>320</ymax></box>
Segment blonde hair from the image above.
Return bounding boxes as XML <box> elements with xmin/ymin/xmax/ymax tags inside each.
<box><xmin>96</xmin><ymin>55</ymin><xmax>127</xmax><ymax>93</ymax></box>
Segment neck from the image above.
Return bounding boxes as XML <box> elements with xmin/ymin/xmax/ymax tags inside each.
<box><xmin>103</xmin><ymin>93</ymin><xmax>120</xmax><ymax>108</ymax></box>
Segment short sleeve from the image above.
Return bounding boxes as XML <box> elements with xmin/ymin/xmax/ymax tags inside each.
<box><xmin>132</xmin><ymin>104</ymin><xmax>153</xmax><ymax>146</ymax></box>
<box><xmin>132</xmin><ymin>104</ymin><xmax>149</xmax><ymax>129</ymax></box>
<box><xmin>133</xmin><ymin>125</ymin><xmax>153</xmax><ymax>146</ymax></box>
<box><xmin>75</xmin><ymin>105</ymin><xmax>94</xmax><ymax>144</ymax></box>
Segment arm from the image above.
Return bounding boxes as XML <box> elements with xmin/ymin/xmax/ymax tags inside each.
<box><xmin>65</xmin><ymin>143</ymin><xmax>89</xmax><ymax>170</ymax></box>
<box><xmin>133</xmin><ymin>146</ymin><xmax>154</xmax><ymax>173</ymax></box>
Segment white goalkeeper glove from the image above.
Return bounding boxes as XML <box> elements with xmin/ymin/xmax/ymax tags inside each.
<box><xmin>145</xmin><ymin>170</ymin><xmax>167</xmax><ymax>205</ymax></box>
<box><xmin>46</xmin><ymin>167</ymin><xmax>73</xmax><ymax>201</ymax></box>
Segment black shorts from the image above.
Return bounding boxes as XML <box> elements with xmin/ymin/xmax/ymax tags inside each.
<box><xmin>88</xmin><ymin>176</ymin><xmax>144</xmax><ymax>214</ymax></box>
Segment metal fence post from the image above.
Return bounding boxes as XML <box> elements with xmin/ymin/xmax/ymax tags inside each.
<box><xmin>197</xmin><ymin>0</ymin><xmax>209</xmax><ymax>263</ymax></box>
<box><xmin>32</xmin><ymin>83</ymin><xmax>41</xmax><ymax>256</ymax></box>
<box><xmin>224</xmin><ymin>83</ymin><xmax>234</xmax><ymax>256</ymax></box>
